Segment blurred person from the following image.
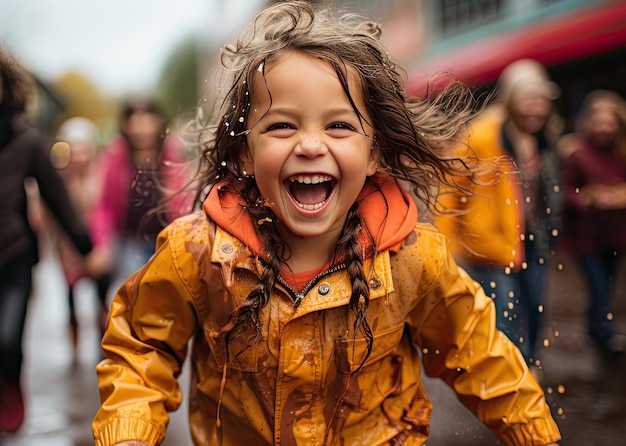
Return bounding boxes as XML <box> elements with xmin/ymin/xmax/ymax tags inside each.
<box><xmin>52</xmin><ymin>117</ymin><xmax>112</xmax><ymax>360</ymax></box>
<box><xmin>559</xmin><ymin>89</ymin><xmax>626</xmax><ymax>361</ymax></box>
<box><xmin>436</xmin><ymin>59</ymin><xmax>563</xmax><ymax>369</ymax></box>
<box><xmin>0</xmin><ymin>46</ymin><xmax>93</xmax><ymax>433</ymax></box>
<box><xmin>87</xmin><ymin>98</ymin><xmax>193</xmax><ymax>308</ymax></box>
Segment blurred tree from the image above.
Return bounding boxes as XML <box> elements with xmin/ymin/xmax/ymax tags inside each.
<box><xmin>51</xmin><ymin>71</ymin><xmax>118</xmax><ymax>144</ymax></box>
<box><xmin>154</xmin><ymin>36</ymin><xmax>202</xmax><ymax>123</ymax></box>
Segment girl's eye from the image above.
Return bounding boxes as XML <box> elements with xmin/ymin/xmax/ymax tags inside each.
<box><xmin>267</xmin><ymin>123</ymin><xmax>294</xmax><ymax>131</ymax></box>
<box><xmin>328</xmin><ymin>122</ymin><xmax>356</xmax><ymax>131</ymax></box>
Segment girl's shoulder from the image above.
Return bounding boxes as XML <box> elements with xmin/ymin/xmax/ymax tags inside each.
<box><xmin>396</xmin><ymin>222</ymin><xmax>448</xmax><ymax>259</ymax></box>
<box><xmin>391</xmin><ymin>223</ymin><xmax>457</xmax><ymax>288</ymax></box>
<box><xmin>164</xmin><ymin>210</ymin><xmax>215</xmax><ymax>242</ymax></box>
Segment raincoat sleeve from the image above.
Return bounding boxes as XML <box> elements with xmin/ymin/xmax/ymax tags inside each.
<box><xmin>408</xmin><ymin>225</ymin><xmax>561</xmax><ymax>445</ymax></box>
<box><xmin>93</xmin><ymin>217</ymin><xmax>204</xmax><ymax>446</ymax></box>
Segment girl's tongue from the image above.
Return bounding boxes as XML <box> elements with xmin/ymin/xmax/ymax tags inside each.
<box><xmin>290</xmin><ymin>181</ymin><xmax>332</xmax><ymax>206</ymax></box>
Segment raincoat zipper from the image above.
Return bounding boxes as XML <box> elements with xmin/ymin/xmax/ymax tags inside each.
<box><xmin>276</xmin><ymin>263</ymin><xmax>346</xmax><ymax>310</ymax></box>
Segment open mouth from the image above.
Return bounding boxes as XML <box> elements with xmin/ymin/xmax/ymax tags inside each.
<box><xmin>285</xmin><ymin>174</ymin><xmax>336</xmax><ymax>210</ymax></box>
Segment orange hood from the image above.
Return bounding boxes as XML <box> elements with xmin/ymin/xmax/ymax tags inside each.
<box><xmin>203</xmin><ymin>174</ymin><xmax>418</xmax><ymax>260</ymax></box>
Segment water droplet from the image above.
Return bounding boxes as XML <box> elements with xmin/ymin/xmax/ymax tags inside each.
<box><xmin>557</xmin><ymin>385</ymin><xmax>565</xmax><ymax>394</ymax></box>
<box><xmin>522</xmin><ymin>262</ymin><xmax>528</xmax><ymax>270</ymax></box>
<box><xmin>607</xmin><ymin>312</ymin><xmax>614</xmax><ymax>321</ymax></box>
<box><xmin>543</xmin><ymin>338</ymin><xmax>550</xmax><ymax>347</ymax></box>
<box><xmin>557</xmin><ymin>263</ymin><xmax>563</xmax><ymax>271</ymax></box>
<box><xmin>489</xmin><ymin>281</ymin><xmax>496</xmax><ymax>289</ymax></box>
<box><xmin>507</xmin><ymin>302</ymin><xmax>514</xmax><ymax>310</ymax></box>
<box><xmin>538</xmin><ymin>305</ymin><xmax>544</xmax><ymax>313</ymax></box>
<box><xmin>239</xmin><ymin>117</ymin><xmax>244</xmax><ymax>122</ymax></box>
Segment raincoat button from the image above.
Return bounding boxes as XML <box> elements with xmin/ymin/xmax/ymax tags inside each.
<box><xmin>221</xmin><ymin>243</ymin><xmax>234</xmax><ymax>254</ymax></box>
<box><xmin>318</xmin><ymin>284</ymin><xmax>330</xmax><ymax>295</ymax></box>
<box><xmin>368</xmin><ymin>277</ymin><xmax>382</xmax><ymax>290</ymax></box>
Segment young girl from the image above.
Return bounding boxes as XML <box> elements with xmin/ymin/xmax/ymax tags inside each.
<box><xmin>92</xmin><ymin>2</ymin><xmax>561</xmax><ymax>445</ymax></box>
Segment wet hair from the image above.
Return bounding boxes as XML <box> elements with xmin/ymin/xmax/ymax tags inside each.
<box><xmin>194</xmin><ymin>1</ymin><xmax>480</xmax><ymax>369</ymax></box>
<box><xmin>0</xmin><ymin>45</ymin><xmax>33</xmax><ymax>120</ymax></box>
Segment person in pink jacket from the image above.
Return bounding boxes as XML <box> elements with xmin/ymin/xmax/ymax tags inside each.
<box><xmin>88</xmin><ymin>99</ymin><xmax>194</xmax><ymax>327</ymax></box>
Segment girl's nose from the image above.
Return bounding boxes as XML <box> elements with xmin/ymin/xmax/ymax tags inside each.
<box><xmin>294</xmin><ymin>133</ymin><xmax>327</xmax><ymax>158</ymax></box>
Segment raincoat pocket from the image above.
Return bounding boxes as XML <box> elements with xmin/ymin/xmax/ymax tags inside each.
<box><xmin>338</xmin><ymin>323</ymin><xmax>405</xmax><ymax>373</ymax></box>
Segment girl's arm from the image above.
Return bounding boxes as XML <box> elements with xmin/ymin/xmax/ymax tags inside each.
<box><xmin>407</xmin><ymin>225</ymin><xmax>561</xmax><ymax>446</ymax></box>
<box><xmin>93</xmin><ymin>220</ymin><xmax>202</xmax><ymax>446</ymax></box>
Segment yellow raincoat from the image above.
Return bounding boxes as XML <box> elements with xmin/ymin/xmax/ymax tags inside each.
<box><xmin>93</xmin><ymin>175</ymin><xmax>560</xmax><ymax>446</ymax></box>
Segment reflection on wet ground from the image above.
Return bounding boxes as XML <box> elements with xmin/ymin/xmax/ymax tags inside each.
<box><xmin>0</xmin><ymin>252</ymin><xmax>624</xmax><ymax>445</ymax></box>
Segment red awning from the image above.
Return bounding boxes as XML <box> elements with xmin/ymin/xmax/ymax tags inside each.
<box><xmin>407</xmin><ymin>1</ymin><xmax>626</xmax><ymax>95</ymax></box>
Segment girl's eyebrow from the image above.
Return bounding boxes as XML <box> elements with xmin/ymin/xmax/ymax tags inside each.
<box><xmin>262</xmin><ymin>106</ymin><xmax>360</xmax><ymax>118</ymax></box>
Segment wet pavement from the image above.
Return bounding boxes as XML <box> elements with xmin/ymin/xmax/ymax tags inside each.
<box><xmin>1</xmin><ymin>249</ymin><xmax>624</xmax><ymax>445</ymax></box>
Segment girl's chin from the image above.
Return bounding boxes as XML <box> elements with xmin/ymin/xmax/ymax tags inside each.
<box><xmin>276</xmin><ymin>213</ymin><xmax>347</xmax><ymax>240</ymax></box>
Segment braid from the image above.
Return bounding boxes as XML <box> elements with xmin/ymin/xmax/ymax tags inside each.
<box><xmin>336</xmin><ymin>202</ymin><xmax>374</xmax><ymax>370</ymax></box>
<box><xmin>221</xmin><ymin>177</ymin><xmax>287</xmax><ymax>356</ymax></box>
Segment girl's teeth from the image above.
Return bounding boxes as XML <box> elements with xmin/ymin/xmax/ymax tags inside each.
<box><xmin>291</xmin><ymin>174</ymin><xmax>331</xmax><ymax>184</ymax></box>
<box><xmin>297</xmin><ymin>201</ymin><xmax>325</xmax><ymax>210</ymax></box>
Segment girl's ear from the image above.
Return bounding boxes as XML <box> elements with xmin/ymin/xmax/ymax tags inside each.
<box><xmin>366</xmin><ymin>143</ymin><xmax>380</xmax><ymax>176</ymax></box>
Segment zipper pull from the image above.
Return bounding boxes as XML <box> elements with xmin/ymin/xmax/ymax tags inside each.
<box><xmin>293</xmin><ymin>293</ymin><xmax>304</xmax><ymax>310</ymax></box>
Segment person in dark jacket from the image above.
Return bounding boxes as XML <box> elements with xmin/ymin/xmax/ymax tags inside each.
<box><xmin>560</xmin><ymin>89</ymin><xmax>626</xmax><ymax>361</ymax></box>
<box><xmin>0</xmin><ymin>45</ymin><xmax>93</xmax><ymax>433</ymax></box>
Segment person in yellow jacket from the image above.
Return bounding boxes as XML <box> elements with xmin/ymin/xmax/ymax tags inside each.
<box><xmin>92</xmin><ymin>3</ymin><xmax>561</xmax><ymax>445</ymax></box>
<box><xmin>436</xmin><ymin>59</ymin><xmax>563</xmax><ymax>368</ymax></box>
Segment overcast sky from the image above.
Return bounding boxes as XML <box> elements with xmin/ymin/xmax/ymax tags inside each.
<box><xmin>0</xmin><ymin>0</ymin><xmax>263</xmax><ymax>95</ymax></box>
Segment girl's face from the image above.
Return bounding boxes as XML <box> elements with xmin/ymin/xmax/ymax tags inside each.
<box><xmin>245</xmin><ymin>50</ymin><xmax>377</xmax><ymax>242</ymax></box>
